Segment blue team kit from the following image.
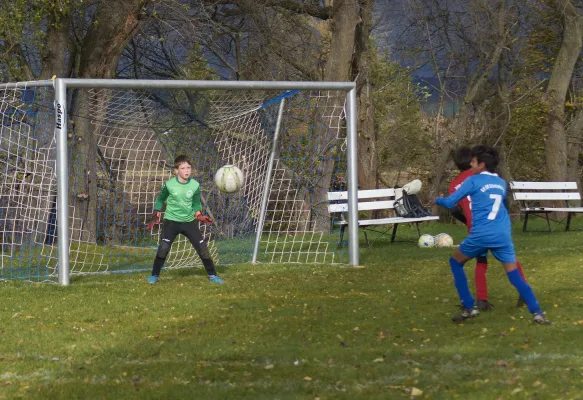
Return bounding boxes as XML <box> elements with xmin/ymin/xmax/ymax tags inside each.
<box><xmin>436</xmin><ymin>172</ymin><xmax>516</xmax><ymax>263</ymax></box>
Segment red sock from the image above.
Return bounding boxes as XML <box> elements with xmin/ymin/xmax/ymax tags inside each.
<box><xmin>475</xmin><ymin>261</ymin><xmax>488</xmax><ymax>301</ymax></box>
<box><xmin>516</xmin><ymin>260</ymin><xmax>527</xmax><ymax>282</ymax></box>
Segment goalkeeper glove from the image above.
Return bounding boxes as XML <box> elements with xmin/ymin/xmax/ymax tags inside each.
<box><xmin>145</xmin><ymin>211</ymin><xmax>161</xmax><ymax>230</ymax></box>
<box><xmin>196</xmin><ymin>213</ymin><xmax>213</xmax><ymax>224</ymax></box>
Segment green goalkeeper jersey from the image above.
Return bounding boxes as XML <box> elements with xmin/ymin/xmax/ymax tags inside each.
<box><xmin>153</xmin><ymin>177</ymin><xmax>202</xmax><ymax>222</ymax></box>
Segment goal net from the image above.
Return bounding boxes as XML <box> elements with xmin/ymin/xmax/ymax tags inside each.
<box><xmin>0</xmin><ymin>82</ymin><xmax>350</xmax><ymax>282</ymax></box>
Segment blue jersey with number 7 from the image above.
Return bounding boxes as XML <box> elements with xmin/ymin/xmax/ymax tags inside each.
<box><xmin>436</xmin><ymin>172</ymin><xmax>510</xmax><ymax>239</ymax></box>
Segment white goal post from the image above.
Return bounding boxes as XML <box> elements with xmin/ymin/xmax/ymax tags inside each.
<box><xmin>0</xmin><ymin>79</ymin><xmax>359</xmax><ymax>285</ymax></box>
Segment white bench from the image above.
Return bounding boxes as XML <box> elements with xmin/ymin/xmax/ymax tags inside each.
<box><xmin>327</xmin><ymin>188</ymin><xmax>439</xmax><ymax>246</ymax></box>
<box><xmin>510</xmin><ymin>181</ymin><xmax>583</xmax><ymax>232</ymax></box>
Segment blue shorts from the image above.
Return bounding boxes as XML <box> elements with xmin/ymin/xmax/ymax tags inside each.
<box><xmin>459</xmin><ymin>234</ymin><xmax>516</xmax><ymax>263</ymax></box>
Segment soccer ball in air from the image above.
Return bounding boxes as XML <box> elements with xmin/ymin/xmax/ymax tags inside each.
<box><xmin>418</xmin><ymin>234</ymin><xmax>435</xmax><ymax>248</ymax></box>
<box><xmin>214</xmin><ymin>165</ymin><xmax>244</xmax><ymax>193</ymax></box>
<box><xmin>435</xmin><ymin>233</ymin><xmax>454</xmax><ymax>248</ymax></box>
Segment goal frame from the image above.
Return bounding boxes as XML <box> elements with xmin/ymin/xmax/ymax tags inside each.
<box><xmin>0</xmin><ymin>78</ymin><xmax>359</xmax><ymax>285</ymax></box>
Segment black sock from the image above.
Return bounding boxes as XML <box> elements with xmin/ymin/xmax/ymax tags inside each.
<box><xmin>202</xmin><ymin>257</ymin><xmax>217</xmax><ymax>276</ymax></box>
<box><xmin>151</xmin><ymin>257</ymin><xmax>165</xmax><ymax>276</ymax></box>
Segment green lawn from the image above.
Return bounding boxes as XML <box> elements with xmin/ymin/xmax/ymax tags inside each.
<box><xmin>0</xmin><ymin>220</ymin><xmax>582</xmax><ymax>399</ymax></box>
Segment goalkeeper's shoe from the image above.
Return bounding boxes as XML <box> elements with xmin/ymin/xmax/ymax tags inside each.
<box><xmin>209</xmin><ymin>275</ymin><xmax>224</xmax><ymax>284</ymax></box>
<box><xmin>147</xmin><ymin>275</ymin><xmax>159</xmax><ymax>285</ymax></box>
<box><xmin>532</xmin><ymin>312</ymin><xmax>552</xmax><ymax>325</ymax></box>
<box><xmin>516</xmin><ymin>296</ymin><xmax>526</xmax><ymax>308</ymax></box>
<box><xmin>476</xmin><ymin>299</ymin><xmax>494</xmax><ymax>311</ymax></box>
<box><xmin>452</xmin><ymin>306</ymin><xmax>479</xmax><ymax>323</ymax></box>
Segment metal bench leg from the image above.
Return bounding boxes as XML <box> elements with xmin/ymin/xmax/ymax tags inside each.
<box><xmin>338</xmin><ymin>225</ymin><xmax>346</xmax><ymax>248</ymax></box>
<box><xmin>391</xmin><ymin>224</ymin><xmax>399</xmax><ymax>243</ymax></box>
<box><xmin>545</xmin><ymin>213</ymin><xmax>551</xmax><ymax>232</ymax></box>
<box><xmin>364</xmin><ymin>230</ymin><xmax>370</xmax><ymax>247</ymax></box>
<box><xmin>415</xmin><ymin>222</ymin><xmax>421</xmax><ymax>237</ymax></box>
<box><xmin>523</xmin><ymin>213</ymin><xmax>528</xmax><ymax>232</ymax></box>
<box><xmin>566</xmin><ymin>213</ymin><xmax>573</xmax><ymax>231</ymax></box>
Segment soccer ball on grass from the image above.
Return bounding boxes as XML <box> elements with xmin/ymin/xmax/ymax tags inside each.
<box><xmin>418</xmin><ymin>234</ymin><xmax>435</xmax><ymax>248</ymax></box>
<box><xmin>214</xmin><ymin>165</ymin><xmax>244</xmax><ymax>193</ymax></box>
<box><xmin>435</xmin><ymin>233</ymin><xmax>454</xmax><ymax>248</ymax></box>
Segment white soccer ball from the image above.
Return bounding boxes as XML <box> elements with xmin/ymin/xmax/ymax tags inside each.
<box><xmin>418</xmin><ymin>234</ymin><xmax>435</xmax><ymax>248</ymax></box>
<box><xmin>214</xmin><ymin>165</ymin><xmax>244</xmax><ymax>193</ymax></box>
<box><xmin>435</xmin><ymin>233</ymin><xmax>454</xmax><ymax>248</ymax></box>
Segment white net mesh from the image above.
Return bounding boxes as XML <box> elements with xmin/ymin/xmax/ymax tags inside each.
<box><xmin>0</xmin><ymin>84</ymin><xmax>348</xmax><ymax>282</ymax></box>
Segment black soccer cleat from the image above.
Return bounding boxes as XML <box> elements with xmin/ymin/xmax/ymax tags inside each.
<box><xmin>452</xmin><ymin>306</ymin><xmax>479</xmax><ymax>323</ymax></box>
<box><xmin>532</xmin><ymin>312</ymin><xmax>552</xmax><ymax>325</ymax></box>
<box><xmin>476</xmin><ymin>299</ymin><xmax>494</xmax><ymax>311</ymax></box>
<box><xmin>516</xmin><ymin>296</ymin><xmax>526</xmax><ymax>308</ymax></box>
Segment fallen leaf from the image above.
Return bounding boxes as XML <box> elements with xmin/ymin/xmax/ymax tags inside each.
<box><xmin>511</xmin><ymin>387</ymin><xmax>523</xmax><ymax>395</ymax></box>
<box><xmin>303</xmin><ymin>376</ymin><xmax>312</xmax><ymax>381</ymax></box>
<box><xmin>532</xmin><ymin>380</ymin><xmax>541</xmax><ymax>387</ymax></box>
<box><xmin>264</xmin><ymin>364</ymin><xmax>274</xmax><ymax>370</ymax></box>
<box><xmin>411</xmin><ymin>387</ymin><xmax>423</xmax><ymax>396</ymax></box>
<box><xmin>373</xmin><ymin>357</ymin><xmax>384</xmax><ymax>363</ymax></box>
<box><xmin>496</xmin><ymin>360</ymin><xmax>509</xmax><ymax>367</ymax></box>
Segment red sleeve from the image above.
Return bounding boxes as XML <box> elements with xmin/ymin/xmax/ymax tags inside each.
<box><xmin>450</xmin><ymin>170</ymin><xmax>474</xmax><ymax>230</ymax></box>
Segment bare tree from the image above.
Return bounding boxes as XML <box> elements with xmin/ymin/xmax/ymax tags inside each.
<box><xmin>544</xmin><ymin>0</ymin><xmax>583</xmax><ymax>183</ymax></box>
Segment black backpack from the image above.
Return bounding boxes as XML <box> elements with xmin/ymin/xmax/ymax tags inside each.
<box><xmin>394</xmin><ymin>192</ymin><xmax>432</xmax><ymax>218</ymax></box>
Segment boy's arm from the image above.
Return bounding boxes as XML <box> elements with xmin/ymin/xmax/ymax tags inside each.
<box><xmin>153</xmin><ymin>183</ymin><xmax>170</xmax><ymax>211</ymax></box>
<box><xmin>435</xmin><ymin>179</ymin><xmax>474</xmax><ymax>209</ymax></box>
<box><xmin>192</xmin><ymin>186</ymin><xmax>202</xmax><ymax>215</ymax></box>
<box><xmin>192</xmin><ymin>186</ymin><xmax>213</xmax><ymax>224</ymax></box>
<box><xmin>146</xmin><ymin>183</ymin><xmax>169</xmax><ymax>230</ymax></box>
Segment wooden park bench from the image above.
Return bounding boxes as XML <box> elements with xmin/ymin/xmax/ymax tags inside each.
<box><xmin>327</xmin><ymin>188</ymin><xmax>439</xmax><ymax>247</ymax></box>
<box><xmin>510</xmin><ymin>181</ymin><xmax>583</xmax><ymax>232</ymax></box>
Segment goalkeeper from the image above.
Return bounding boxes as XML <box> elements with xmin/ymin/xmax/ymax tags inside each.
<box><xmin>449</xmin><ymin>147</ymin><xmax>527</xmax><ymax>310</ymax></box>
<box><xmin>146</xmin><ymin>155</ymin><xmax>224</xmax><ymax>284</ymax></box>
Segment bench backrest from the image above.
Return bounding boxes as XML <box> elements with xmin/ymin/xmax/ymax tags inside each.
<box><xmin>510</xmin><ymin>181</ymin><xmax>581</xmax><ymax>203</ymax></box>
<box><xmin>327</xmin><ymin>188</ymin><xmax>404</xmax><ymax>213</ymax></box>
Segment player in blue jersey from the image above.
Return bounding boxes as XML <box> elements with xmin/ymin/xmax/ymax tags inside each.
<box><xmin>434</xmin><ymin>146</ymin><xmax>550</xmax><ymax>324</ymax></box>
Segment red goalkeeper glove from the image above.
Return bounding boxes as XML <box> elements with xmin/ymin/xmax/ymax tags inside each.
<box><xmin>196</xmin><ymin>213</ymin><xmax>213</xmax><ymax>224</ymax></box>
<box><xmin>145</xmin><ymin>211</ymin><xmax>161</xmax><ymax>230</ymax></box>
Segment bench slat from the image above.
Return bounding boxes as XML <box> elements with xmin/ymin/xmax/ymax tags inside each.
<box><xmin>513</xmin><ymin>192</ymin><xmax>581</xmax><ymax>201</ymax></box>
<box><xmin>328</xmin><ymin>200</ymin><xmax>395</xmax><ymax>213</ymax></box>
<box><xmin>510</xmin><ymin>181</ymin><xmax>578</xmax><ymax>190</ymax></box>
<box><xmin>334</xmin><ymin>215</ymin><xmax>440</xmax><ymax>226</ymax></box>
<box><xmin>327</xmin><ymin>188</ymin><xmax>398</xmax><ymax>201</ymax></box>
<box><xmin>522</xmin><ymin>207</ymin><xmax>583</xmax><ymax>213</ymax></box>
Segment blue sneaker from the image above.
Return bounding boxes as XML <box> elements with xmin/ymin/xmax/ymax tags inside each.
<box><xmin>209</xmin><ymin>275</ymin><xmax>224</xmax><ymax>284</ymax></box>
<box><xmin>147</xmin><ymin>275</ymin><xmax>159</xmax><ymax>284</ymax></box>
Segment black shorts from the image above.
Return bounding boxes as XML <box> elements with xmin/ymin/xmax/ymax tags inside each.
<box><xmin>159</xmin><ymin>220</ymin><xmax>210</xmax><ymax>259</ymax></box>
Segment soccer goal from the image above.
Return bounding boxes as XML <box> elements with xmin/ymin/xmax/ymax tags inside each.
<box><xmin>0</xmin><ymin>79</ymin><xmax>359</xmax><ymax>285</ymax></box>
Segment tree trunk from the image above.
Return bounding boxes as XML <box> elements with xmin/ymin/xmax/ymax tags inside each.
<box><xmin>69</xmin><ymin>0</ymin><xmax>149</xmax><ymax>242</ymax></box>
<box><xmin>38</xmin><ymin>5</ymin><xmax>71</xmax><ymax>80</ymax></box>
<box><xmin>567</xmin><ymin>107</ymin><xmax>583</xmax><ymax>194</ymax></box>
<box><xmin>544</xmin><ymin>0</ymin><xmax>583</xmax><ymax>183</ymax></box>
<box><xmin>353</xmin><ymin>0</ymin><xmax>377</xmax><ymax>191</ymax></box>
<box><xmin>311</xmin><ymin>0</ymin><xmax>358</xmax><ymax>232</ymax></box>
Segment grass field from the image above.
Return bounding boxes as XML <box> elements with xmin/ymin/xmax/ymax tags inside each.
<box><xmin>0</xmin><ymin>220</ymin><xmax>582</xmax><ymax>399</ymax></box>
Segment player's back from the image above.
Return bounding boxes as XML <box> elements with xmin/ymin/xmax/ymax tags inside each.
<box><xmin>466</xmin><ymin>172</ymin><xmax>511</xmax><ymax>238</ymax></box>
